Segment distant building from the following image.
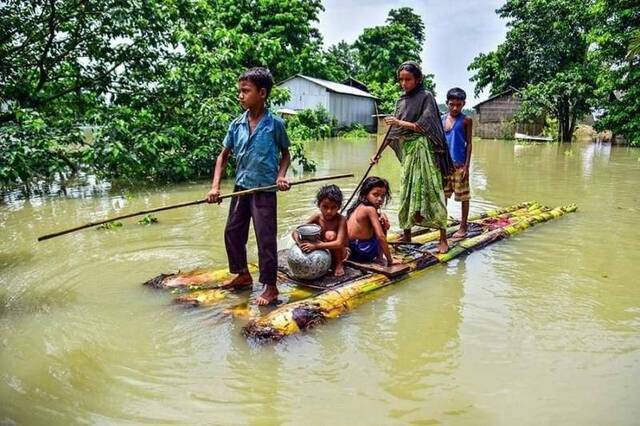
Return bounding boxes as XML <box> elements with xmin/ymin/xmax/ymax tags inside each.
<box><xmin>341</xmin><ymin>77</ymin><xmax>370</xmax><ymax>93</ymax></box>
<box><xmin>473</xmin><ymin>87</ymin><xmax>544</xmax><ymax>139</ymax></box>
<box><xmin>277</xmin><ymin>74</ymin><xmax>378</xmax><ymax>129</ymax></box>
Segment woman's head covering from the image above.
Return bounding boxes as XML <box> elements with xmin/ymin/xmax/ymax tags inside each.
<box><xmin>387</xmin><ymin>61</ymin><xmax>454</xmax><ymax>179</ymax></box>
<box><xmin>396</xmin><ymin>61</ymin><xmax>424</xmax><ymax>91</ymax></box>
<box><xmin>397</xmin><ymin>61</ymin><xmax>423</xmax><ymax>79</ymax></box>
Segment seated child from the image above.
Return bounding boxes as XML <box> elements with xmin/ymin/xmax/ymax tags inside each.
<box><xmin>345</xmin><ymin>177</ymin><xmax>398</xmax><ymax>267</ymax></box>
<box><xmin>292</xmin><ymin>185</ymin><xmax>348</xmax><ymax>277</ymax></box>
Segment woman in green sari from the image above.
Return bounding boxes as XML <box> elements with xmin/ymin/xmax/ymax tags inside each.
<box><xmin>372</xmin><ymin>61</ymin><xmax>453</xmax><ymax>253</ymax></box>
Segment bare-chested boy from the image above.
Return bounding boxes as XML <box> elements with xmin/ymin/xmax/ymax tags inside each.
<box><xmin>345</xmin><ymin>177</ymin><xmax>399</xmax><ymax>267</ymax></box>
<box><xmin>292</xmin><ymin>185</ymin><xmax>347</xmax><ymax>277</ymax></box>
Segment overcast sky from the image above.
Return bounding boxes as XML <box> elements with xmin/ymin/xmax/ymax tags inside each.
<box><xmin>316</xmin><ymin>0</ymin><xmax>507</xmax><ymax>105</ymax></box>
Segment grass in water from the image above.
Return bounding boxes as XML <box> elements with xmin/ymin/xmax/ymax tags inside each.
<box><xmin>138</xmin><ymin>214</ymin><xmax>159</xmax><ymax>225</ymax></box>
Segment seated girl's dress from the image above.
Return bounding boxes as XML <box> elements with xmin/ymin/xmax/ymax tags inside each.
<box><xmin>349</xmin><ymin>237</ymin><xmax>379</xmax><ymax>263</ymax></box>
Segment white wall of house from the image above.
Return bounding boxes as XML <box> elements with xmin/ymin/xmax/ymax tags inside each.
<box><xmin>278</xmin><ymin>76</ymin><xmax>376</xmax><ymax>128</ymax></box>
<box><xmin>279</xmin><ymin>77</ymin><xmax>329</xmax><ymax>111</ymax></box>
<box><xmin>329</xmin><ymin>93</ymin><xmax>375</xmax><ymax>127</ymax></box>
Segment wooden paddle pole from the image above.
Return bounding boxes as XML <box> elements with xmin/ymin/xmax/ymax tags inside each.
<box><xmin>340</xmin><ymin>124</ymin><xmax>393</xmax><ymax>214</ymax></box>
<box><xmin>37</xmin><ymin>173</ymin><xmax>354</xmax><ymax>242</ymax></box>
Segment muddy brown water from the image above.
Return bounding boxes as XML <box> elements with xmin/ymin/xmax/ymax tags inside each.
<box><xmin>1</xmin><ymin>138</ymin><xmax>639</xmax><ymax>424</ymax></box>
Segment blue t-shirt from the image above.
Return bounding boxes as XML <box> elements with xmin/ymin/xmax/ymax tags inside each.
<box><xmin>223</xmin><ymin>109</ymin><xmax>290</xmax><ymax>189</ymax></box>
<box><xmin>442</xmin><ymin>113</ymin><xmax>467</xmax><ymax>165</ymax></box>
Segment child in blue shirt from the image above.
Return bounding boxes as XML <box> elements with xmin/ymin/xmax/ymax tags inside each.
<box><xmin>206</xmin><ymin>67</ymin><xmax>291</xmax><ymax>305</ymax></box>
<box><xmin>442</xmin><ymin>87</ymin><xmax>473</xmax><ymax>238</ymax></box>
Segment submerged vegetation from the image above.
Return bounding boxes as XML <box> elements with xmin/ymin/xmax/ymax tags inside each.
<box><xmin>138</xmin><ymin>215</ymin><xmax>159</xmax><ymax>226</ymax></box>
<box><xmin>338</xmin><ymin>124</ymin><xmax>373</xmax><ymax>139</ymax></box>
<box><xmin>285</xmin><ymin>106</ymin><xmax>336</xmax><ymax>142</ymax></box>
<box><xmin>96</xmin><ymin>221</ymin><xmax>123</xmax><ymax>231</ymax></box>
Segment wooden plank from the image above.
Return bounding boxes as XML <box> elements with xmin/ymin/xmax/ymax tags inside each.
<box><xmin>344</xmin><ymin>259</ymin><xmax>410</xmax><ymax>278</ymax></box>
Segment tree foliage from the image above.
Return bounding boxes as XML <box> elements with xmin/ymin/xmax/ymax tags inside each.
<box><xmin>322</xmin><ymin>41</ymin><xmax>362</xmax><ymax>82</ymax></box>
<box><xmin>589</xmin><ymin>0</ymin><xmax>640</xmax><ymax>145</ymax></box>
<box><xmin>0</xmin><ymin>3</ymin><xmax>438</xmax><ymax>191</ymax></box>
<box><xmin>468</xmin><ymin>0</ymin><xmax>597</xmax><ymax>142</ymax></box>
<box><xmin>354</xmin><ymin>23</ymin><xmax>421</xmax><ymax>86</ymax></box>
<box><xmin>0</xmin><ymin>0</ymin><xmax>325</xmax><ymax>191</ymax></box>
<box><xmin>337</xmin><ymin>8</ymin><xmax>433</xmax><ymax>113</ymax></box>
<box><xmin>387</xmin><ymin>7</ymin><xmax>426</xmax><ymax>46</ymax></box>
<box><xmin>470</xmin><ymin>0</ymin><xmax>640</xmax><ymax>145</ymax></box>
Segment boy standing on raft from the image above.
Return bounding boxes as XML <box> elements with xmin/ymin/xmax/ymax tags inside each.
<box><xmin>442</xmin><ymin>88</ymin><xmax>473</xmax><ymax>237</ymax></box>
<box><xmin>206</xmin><ymin>67</ymin><xmax>291</xmax><ymax>305</ymax></box>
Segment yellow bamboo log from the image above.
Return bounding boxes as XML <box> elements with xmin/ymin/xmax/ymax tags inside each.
<box><xmin>244</xmin><ymin>204</ymin><xmax>577</xmax><ymax>341</ymax></box>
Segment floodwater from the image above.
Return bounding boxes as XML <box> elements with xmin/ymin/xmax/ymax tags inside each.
<box><xmin>1</xmin><ymin>138</ymin><xmax>639</xmax><ymax>425</ymax></box>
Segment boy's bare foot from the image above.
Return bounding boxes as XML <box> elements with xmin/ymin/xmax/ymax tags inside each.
<box><xmin>256</xmin><ymin>284</ymin><xmax>279</xmax><ymax>306</ymax></box>
<box><xmin>437</xmin><ymin>240</ymin><xmax>449</xmax><ymax>254</ymax></box>
<box><xmin>220</xmin><ymin>272</ymin><xmax>253</xmax><ymax>290</ymax></box>
<box><xmin>334</xmin><ymin>263</ymin><xmax>345</xmax><ymax>277</ymax></box>
<box><xmin>374</xmin><ymin>257</ymin><xmax>388</xmax><ymax>266</ymax></box>
<box><xmin>452</xmin><ymin>227</ymin><xmax>467</xmax><ymax>238</ymax></box>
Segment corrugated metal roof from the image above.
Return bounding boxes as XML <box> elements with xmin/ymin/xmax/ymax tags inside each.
<box><xmin>473</xmin><ymin>86</ymin><xmax>520</xmax><ymax>109</ymax></box>
<box><xmin>279</xmin><ymin>74</ymin><xmax>378</xmax><ymax>100</ymax></box>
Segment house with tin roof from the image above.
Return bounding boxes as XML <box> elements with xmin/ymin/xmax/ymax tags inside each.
<box><xmin>277</xmin><ymin>74</ymin><xmax>378</xmax><ymax>129</ymax></box>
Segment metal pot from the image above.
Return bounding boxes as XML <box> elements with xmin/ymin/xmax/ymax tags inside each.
<box><xmin>286</xmin><ymin>245</ymin><xmax>331</xmax><ymax>280</ymax></box>
<box><xmin>296</xmin><ymin>224</ymin><xmax>322</xmax><ymax>242</ymax></box>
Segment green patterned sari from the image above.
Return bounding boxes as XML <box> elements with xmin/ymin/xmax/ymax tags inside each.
<box><xmin>398</xmin><ymin>135</ymin><xmax>448</xmax><ymax>230</ymax></box>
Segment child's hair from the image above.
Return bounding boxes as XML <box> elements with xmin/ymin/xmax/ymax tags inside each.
<box><xmin>316</xmin><ymin>184</ymin><xmax>343</xmax><ymax>207</ymax></box>
<box><xmin>346</xmin><ymin>176</ymin><xmax>391</xmax><ymax>218</ymax></box>
<box><xmin>446</xmin><ymin>87</ymin><xmax>467</xmax><ymax>102</ymax></box>
<box><xmin>396</xmin><ymin>60</ymin><xmax>423</xmax><ymax>83</ymax></box>
<box><xmin>239</xmin><ymin>67</ymin><xmax>274</xmax><ymax>97</ymax></box>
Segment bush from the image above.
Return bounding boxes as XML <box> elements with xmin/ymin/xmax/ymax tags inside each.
<box><xmin>285</xmin><ymin>106</ymin><xmax>337</xmax><ymax>141</ymax></box>
<box><xmin>337</xmin><ymin>123</ymin><xmax>373</xmax><ymax>139</ymax></box>
<box><xmin>282</xmin><ymin>105</ymin><xmax>340</xmax><ymax>172</ymax></box>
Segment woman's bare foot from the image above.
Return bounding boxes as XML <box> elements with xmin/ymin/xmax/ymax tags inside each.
<box><xmin>398</xmin><ymin>229</ymin><xmax>412</xmax><ymax>243</ymax></box>
<box><xmin>334</xmin><ymin>263</ymin><xmax>345</xmax><ymax>277</ymax></box>
<box><xmin>256</xmin><ymin>284</ymin><xmax>279</xmax><ymax>305</ymax></box>
<box><xmin>452</xmin><ymin>227</ymin><xmax>467</xmax><ymax>239</ymax></box>
<box><xmin>220</xmin><ymin>272</ymin><xmax>253</xmax><ymax>290</ymax></box>
<box><xmin>437</xmin><ymin>239</ymin><xmax>449</xmax><ymax>254</ymax></box>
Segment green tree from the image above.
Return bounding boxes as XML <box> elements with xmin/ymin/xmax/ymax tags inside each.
<box><xmin>387</xmin><ymin>7</ymin><xmax>426</xmax><ymax>46</ymax></box>
<box><xmin>589</xmin><ymin>0</ymin><xmax>640</xmax><ymax>145</ymax></box>
<box><xmin>468</xmin><ymin>0</ymin><xmax>597</xmax><ymax>141</ymax></box>
<box><xmin>628</xmin><ymin>30</ymin><xmax>640</xmax><ymax>59</ymax></box>
<box><xmin>352</xmin><ymin>8</ymin><xmax>434</xmax><ymax>112</ymax></box>
<box><xmin>367</xmin><ymin>81</ymin><xmax>402</xmax><ymax>114</ymax></box>
<box><xmin>354</xmin><ymin>23</ymin><xmax>421</xmax><ymax>85</ymax></box>
<box><xmin>322</xmin><ymin>41</ymin><xmax>361</xmax><ymax>82</ymax></box>
<box><xmin>0</xmin><ymin>0</ymin><xmax>324</xmax><ymax>190</ymax></box>
<box><xmin>0</xmin><ymin>0</ymin><xmax>175</xmax><ymax>188</ymax></box>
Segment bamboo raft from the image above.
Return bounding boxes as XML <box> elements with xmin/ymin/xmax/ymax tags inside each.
<box><xmin>142</xmin><ymin>201</ymin><xmax>576</xmax><ymax>341</ymax></box>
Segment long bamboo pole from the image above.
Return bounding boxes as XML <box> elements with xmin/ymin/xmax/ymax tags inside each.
<box><xmin>340</xmin><ymin>125</ymin><xmax>393</xmax><ymax>214</ymax></box>
<box><xmin>37</xmin><ymin>173</ymin><xmax>354</xmax><ymax>242</ymax></box>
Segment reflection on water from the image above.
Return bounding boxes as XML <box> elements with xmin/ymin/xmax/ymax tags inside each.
<box><xmin>1</xmin><ymin>138</ymin><xmax>639</xmax><ymax>424</ymax></box>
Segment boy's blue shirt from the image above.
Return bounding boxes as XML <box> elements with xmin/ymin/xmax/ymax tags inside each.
<box><xmin>223</xmin><ymin>109</ymin><xmax>290</xmax><ymax>189</ymax></box>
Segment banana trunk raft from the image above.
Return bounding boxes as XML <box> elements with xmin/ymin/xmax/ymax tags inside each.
<box><xmin>141</xmin><ymin>202</ymin><xmax>576</xmax><ymax>341</ymax></box>
<box><xmin>243</xmin><ymin>203</ymin><xmax>577</xmax><ymax>341</ymax></box>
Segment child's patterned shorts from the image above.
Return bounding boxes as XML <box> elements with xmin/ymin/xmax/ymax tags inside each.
<box><xmin>444</xmin><ymin>167</ymin><xmax>471</xmax><ymax>202</ymax></box>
